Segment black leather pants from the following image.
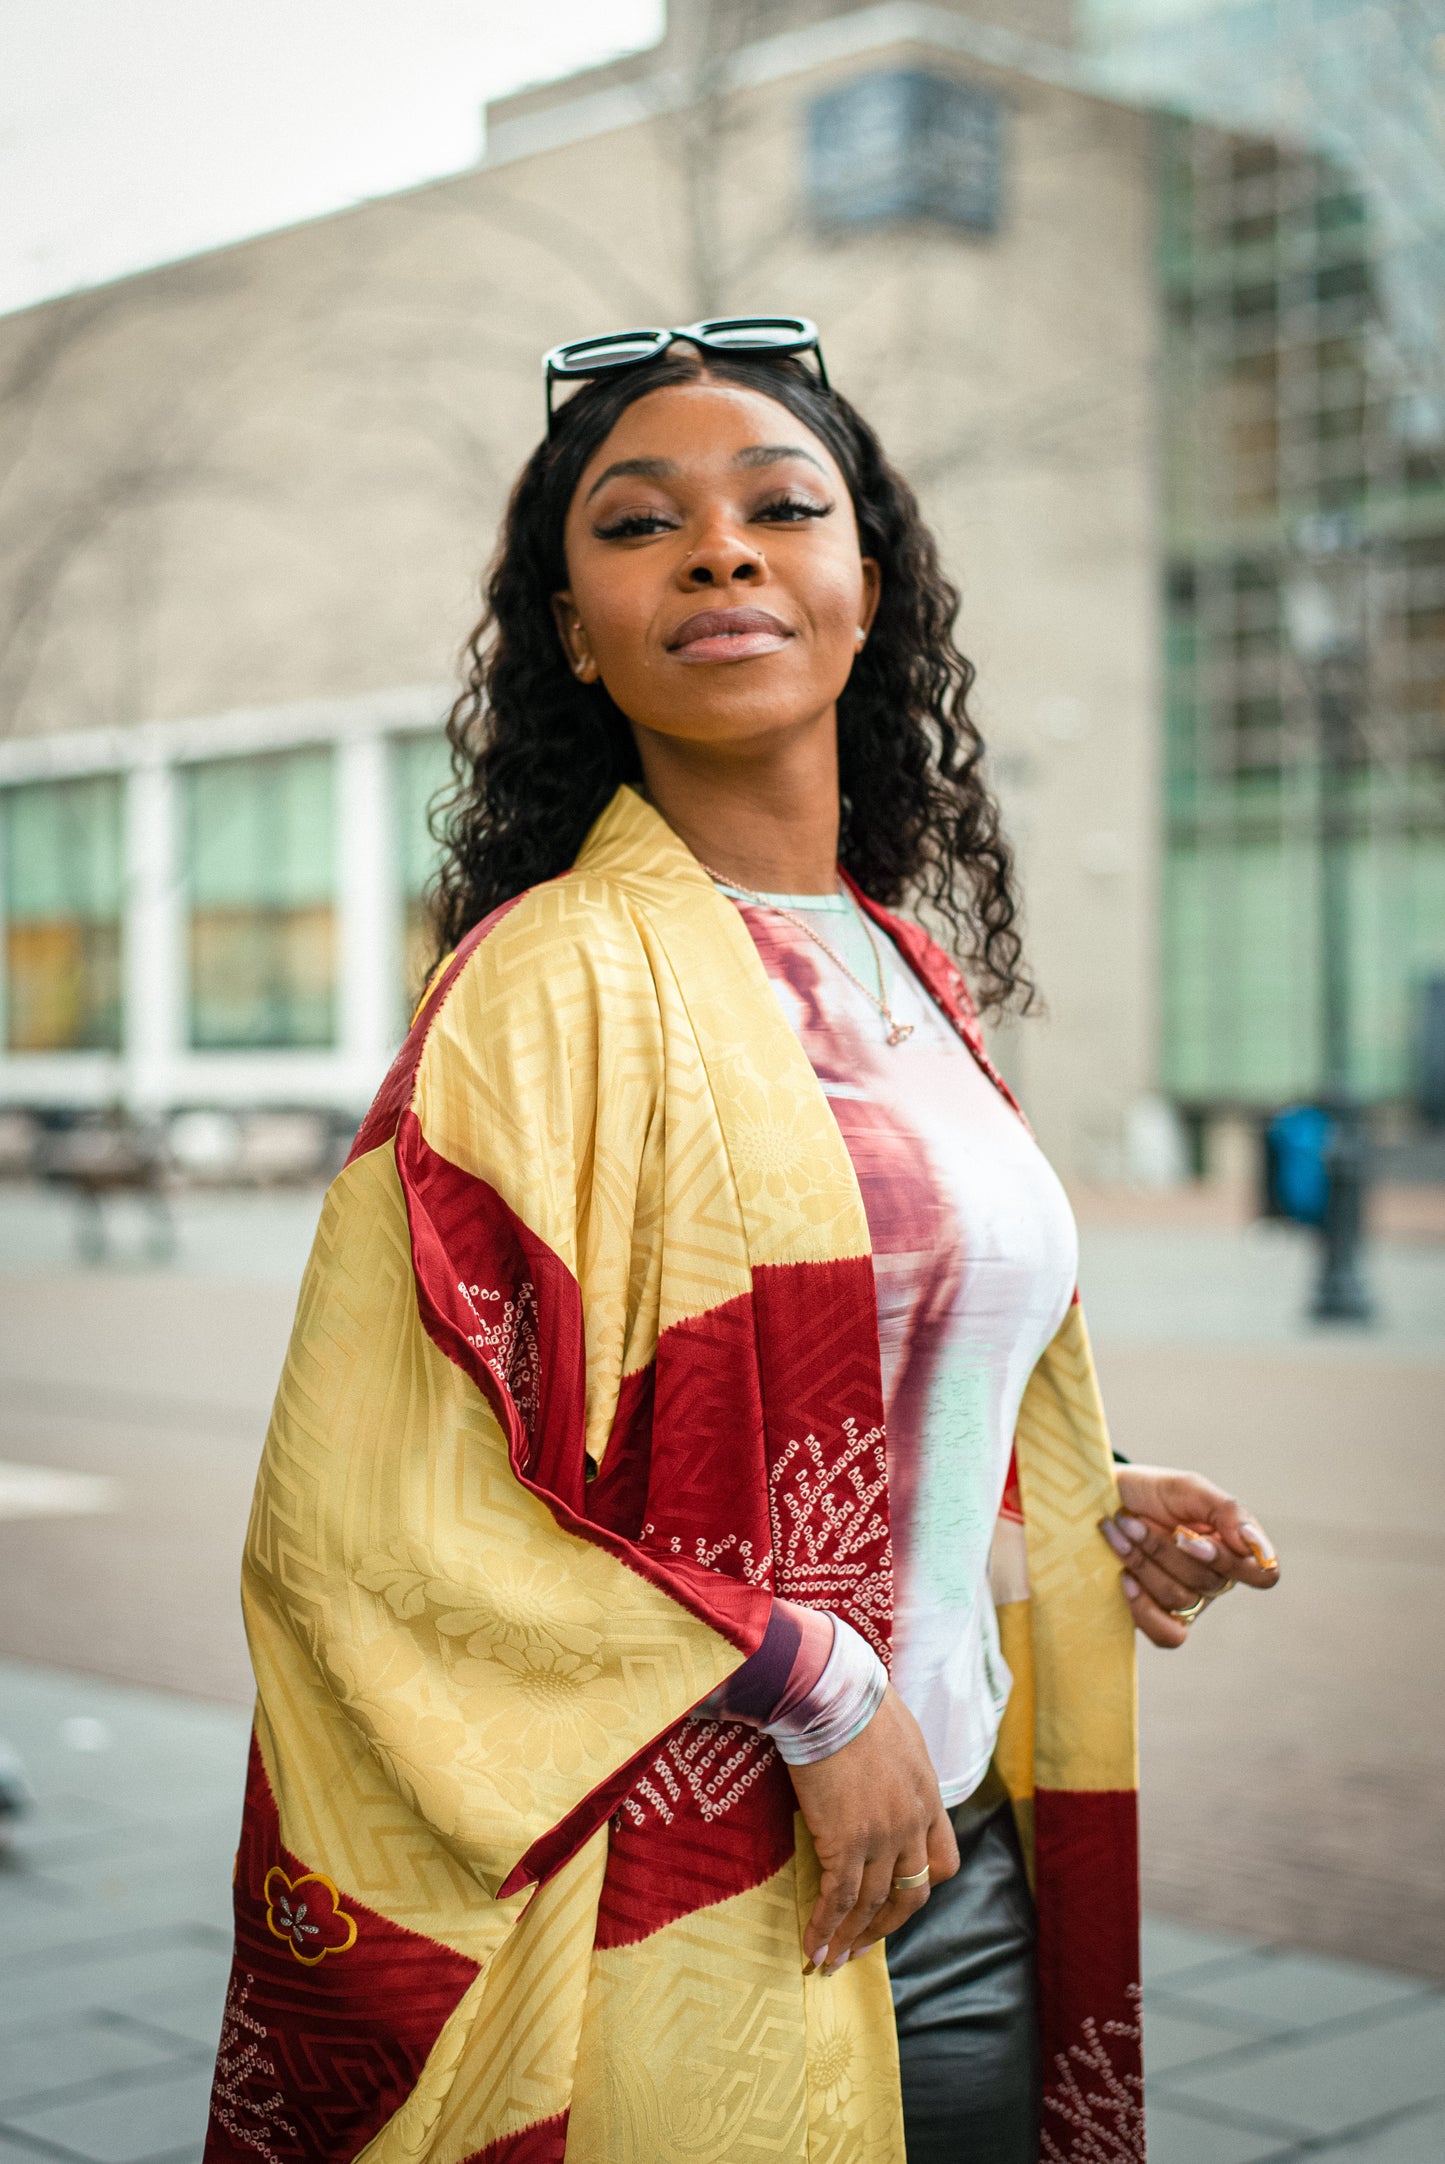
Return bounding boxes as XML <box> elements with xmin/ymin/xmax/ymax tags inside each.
<box><xmin>887</xmin><ymin>1778</ymin><xmax>1040</xmax><ymax>2164</ymax></box>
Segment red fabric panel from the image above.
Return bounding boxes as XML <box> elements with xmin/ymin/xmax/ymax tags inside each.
<box><xmin>463</xmin><ymin>2115</ymin><xmax>569</xmax><ymax>2163</ymax></box>
<box><xmin>585</xmin><ymin>1361</ymin><xmax>655</xmax><ymax>1538</ymax></box>
<box><xmin>205</xmin><ymin>1735</ymin><xmax>480</xmax><ymax>2164</ymax></box>
<box><xmin>1033</xmin><ymin>1788</ymin><xmax>1145</xmax><ymax>2164</ymax></box>
<box><xmin>595</xmin><ymin>1740</ymin><xmax>797</xmax><ymax>1948</ymax></box>
<box><xmin>395</xmin><ymin>1113</ymin><xmax>768</xmax><ymax>1651</ymax></box>
<box><xmin>642</xmin><ymin>1292</ymin><xmax>769</xmax><ymax>1572</ymax></box>
<box><xmin>750</xmin><ymin>1255</ymin><xmax>893</xmax><ymax>1662</ymax></box>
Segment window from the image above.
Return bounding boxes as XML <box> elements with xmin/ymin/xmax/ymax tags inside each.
<box><xmin>185</xmin><ymin>747</ymin><xmax>336</xmax><ymax>1049</ymax></box>
<box><xmin>393</xmin><ymin>734</ymin><xmax>452</xmax><ymax>1017</ymax></box>
<box><xmin>3</xmin><ymin>775</ymin><xmax>124</xmax><ymax>1051</ymax></box>
<box><xmin>807</xmin><ymin>71</ymin><xmax>1003</xmax><ymax>235</ymax></box>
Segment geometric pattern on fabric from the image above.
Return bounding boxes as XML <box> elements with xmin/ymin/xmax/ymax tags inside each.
<box><xmin>792</xmin><ymin>1819</ymin><xmax>906</xmax><ymax>2164</ymax></box>
<box><xmin>567</xmin><ymin>1858</ymin><xmax>814</xmax><ymax>2162</ymax></box>
<box><xmin>214</xmin><ymin>784</ymin><xmax>1141</xmax><ymax>2163</ymax></box>
<box><xmin>462</xmin><ymin>2122</ymin><xmax>569</xmax><ymax>2163</ymax></box>
<box><xmin>352</xmin><ymin>1833</ymin><xmax>606</xmax><ymax>2164</ymax></box>
<box><xmin>205</xmin><ymin>1736</ymin><xmax>480</xmax><ymax>2163</ymax></box>
<box><xmin>1013</xmin><ymin>1303</ymin><xmax>1136</xmax><ymax>1792</ymax></box>
<box><xmin>596</xmin><ymin>1727</ymin><xmax>797</xmax><ymax>1948</ymax></box>
<box><xmin>1034</xmin><ymin>1790</ymin><xmax>1144</xmax><ymax>2164</ymax></box>
<box><xmin>239</xmin><ymin>1139</ymin><xmax>747</xmax><ymax>1911</ymax></box>
<box><xmin>751</xmin><ymin>1258</ymin><xmax>892</xmax><ymax>1661</ymax></box>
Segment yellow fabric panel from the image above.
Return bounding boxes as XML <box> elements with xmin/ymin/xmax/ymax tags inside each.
<box><xmin>248</xmin><ymin>1650</ymin><xmax>527</xmax><ymax>1968</ymax></box>
<box><xmin>565</xmin><ymin>1842</ymin><xmax>900</xmax><ymax>2164</ymax></box>
<box><xmin>356</xmin><ymin>1831</ymin><xmax>609</xmax><ymax>2164</ymax></box>
<box><xmin>566</xmin><ymin>1861</ymin><xmax>808</xmax><ymax>2162</ymax></box>
<box><xmin>1012</xmin><ymin>1303</ymin><xmax>1136</xmax><ymax>1792</ymax></box>
<box><xmin>413</xmin><ymin>873</ymin><xmax>674</xmax><ymax>1455</ymax></box>
<box><xmin>580</xmin><ymin>790</ymin><xmax>873</xmax><ymax>1277</ymax></box>
<box><xmin>992</xmin><ymin>1601</ymin><xmax>1036</xmax><ymax>1808</ymax></box>
<box><xmin>243</xmin><ymin>1140</ymin><xmax>741</xmax><ymax>1903</ymax></box>
<box><xmin>793</xmin><ymin>1820</ymin><xmax>907</xmax><ymax>2164</ymax></box>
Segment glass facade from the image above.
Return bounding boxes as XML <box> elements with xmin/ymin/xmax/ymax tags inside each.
<box><xmin>393</xmin><ymin>733</ymin><xmax>452</xmax><ymax>1020</ymax></box>
<box><xmin>2</xmin><ymin>775</ymin><xmax>124</xmax><ymax>1052</ymax></box>
<box><xmin>184</xmin><ymin>747</ymin><xmax>337</xmax><ymax>1050</ymax></box>
<box><xmin>1158</xmin><ymin>113</ymin><xmax>1445</xmax><ymax>1106</ymax></box>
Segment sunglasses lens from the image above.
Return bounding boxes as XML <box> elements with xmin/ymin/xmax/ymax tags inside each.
<box><xmin>551</xmin><ymin>330</ymin><xmax>666</xmax><ymax>375</ymax></box>
<box><xmin>693</xmin><ymin>317</ymin><xmax>811</xmax><ymax>350</ymax></box>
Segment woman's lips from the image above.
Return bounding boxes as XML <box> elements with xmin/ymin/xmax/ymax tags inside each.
<box><xmin>666</xmin><ymin>607</ymin><xmax>794</xmax><ymax>664</ymax></box>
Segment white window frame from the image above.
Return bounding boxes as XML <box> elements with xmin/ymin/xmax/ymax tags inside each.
<box><xmin>0</xmin><ymin>685</ymin><xmax>449</xmax><ymax>1114</ymax></box>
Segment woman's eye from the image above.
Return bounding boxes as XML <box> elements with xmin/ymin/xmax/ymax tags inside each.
<box><xmin>755</xmin><ymin>493</ymin><xmax>832</xmax><ymax>523</ymax></box>
<box><xmin>593</xmin><ymin>509</ymin><xmax>680</xmax><ymax>539</ymax></box>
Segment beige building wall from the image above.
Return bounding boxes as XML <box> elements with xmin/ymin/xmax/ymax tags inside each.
<box><xmin>0</xmin><ymin>0</ymin><xmax>1161</xmax><ymax>1177</ymax></box>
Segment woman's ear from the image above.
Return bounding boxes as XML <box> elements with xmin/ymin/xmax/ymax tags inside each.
<box><xmin>551</xmin><ymin>591</ymin><xmax>599</xmax><ymax>683</ymax></box>
<box><xmin>857</xmin><ymin>558</ymin><xmax>882</xmax><ymax>643</ymax></box>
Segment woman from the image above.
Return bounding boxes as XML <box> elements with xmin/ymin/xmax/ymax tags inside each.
<box><xmin>206</xmin><ymin>321</ymin><xmax>1279</xmax><ymax>2164</ymax></box>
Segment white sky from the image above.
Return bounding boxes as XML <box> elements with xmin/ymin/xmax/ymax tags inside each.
<box><xmin>0</xmin><ymin>0</ymin><xmax>665</xmax><ymax>317</ymax></box>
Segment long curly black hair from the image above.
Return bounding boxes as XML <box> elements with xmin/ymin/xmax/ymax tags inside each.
<box><xmin>431</xmin><ymin>346</ymin><xmax>1031</xmax><ymax>1012</ymax></box>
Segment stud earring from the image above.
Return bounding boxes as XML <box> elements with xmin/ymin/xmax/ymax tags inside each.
<box><xmin>855</xmin><ymin>627</ymin><xmax>867</xmax><ymax>649</ymax></box>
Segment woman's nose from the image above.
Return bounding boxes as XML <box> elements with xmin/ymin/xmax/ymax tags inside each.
<box><xmin>681</xmin><ymin>531</ymin><xmax>764</xmax><ymax>587</ymax></box>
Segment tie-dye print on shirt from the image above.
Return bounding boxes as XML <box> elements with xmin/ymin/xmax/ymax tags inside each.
<box><xmin>724</xmin><ymin>886</ymin><xmax>1078</xmax><ymax>1804</ymax></box>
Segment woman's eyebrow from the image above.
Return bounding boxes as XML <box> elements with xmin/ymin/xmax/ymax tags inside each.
<box><xmin>734</xmin><ymin>444</ymin><xmax>827</xmax><ymax>474</ymax></box>
<box><xmin>585</xmin><ymin>455</ymin><xmax>677</xmax><ymax>501</ymax></box>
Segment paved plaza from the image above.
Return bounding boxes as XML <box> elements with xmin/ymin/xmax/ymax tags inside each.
<box><xmin>0</xmin><ymin>1178</ymin><xmax>1441</xmax><ymax>2159</ymax></box>
<box><xmin>2</xmin><ymin>1660</ymin><xmax>1442</xmax><ymax>2164</ymax></box>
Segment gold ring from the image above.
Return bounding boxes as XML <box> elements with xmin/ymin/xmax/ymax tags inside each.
<box><xmin>1170</xmin><ymin>1595</ymin><xmax>1209</xmax><ymax>1624</ymax></box>
<box><xmin>892</xmin><ymin>1865</ymin><xmax>931</xmax><ymax>1892</ymax></box>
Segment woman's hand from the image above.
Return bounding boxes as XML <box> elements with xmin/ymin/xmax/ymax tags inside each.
<box><xmin>787</xmin><ymin>1684</ymin><xmax>959</xmax><ymax>1975</ymax></box>
<box><xmin>1103</xmin><ymin>1464</ymin><xmax>1281</xmax><ymax>1648</ymax></box>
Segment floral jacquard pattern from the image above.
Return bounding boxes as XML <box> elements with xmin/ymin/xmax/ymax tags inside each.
<box><xmin>263</xmin><ymin>1867</ymin><xmax>357</xmax><ymax>1967</ymax></box>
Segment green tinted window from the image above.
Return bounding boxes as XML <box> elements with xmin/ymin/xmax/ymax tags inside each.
<box><xmin>3</xmin><ymin>775</ymin><xmax>124</xmax><ymax>1051</ymax></box>
<box><xmin>185</xmin><ymin>748</ymin><xmax>336</xmax><ymax>1049</ymax></box>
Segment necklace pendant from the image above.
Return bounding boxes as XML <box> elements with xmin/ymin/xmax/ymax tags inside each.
<box><xmin>886</xmin><ymin>1021</ymin><xmax>914</xmax><ymax>1047</ymax></box>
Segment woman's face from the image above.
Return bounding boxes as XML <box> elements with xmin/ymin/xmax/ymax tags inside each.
<box><xmin>554</xmin><ymin>378</ymin><xmax>879</xmax><ymax>753</ymax></box>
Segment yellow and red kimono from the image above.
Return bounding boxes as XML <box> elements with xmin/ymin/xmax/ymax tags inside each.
<box><xmin>206</xmin><ymin>785</ymin><xmax>1142</xmax><ymax>2164</ymax></box>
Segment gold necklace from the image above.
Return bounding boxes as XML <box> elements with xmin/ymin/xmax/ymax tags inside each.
<box><xmin>699</xmin><ymin>862</ymin><xmax>914</xmax><ymax>1046</ymax></box>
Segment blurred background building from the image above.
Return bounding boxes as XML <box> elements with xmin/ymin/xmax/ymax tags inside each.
<box><xmin>0</xmin><ymin>0</ymin><xmax>1442</xmax><ymax>1185</ymax></box>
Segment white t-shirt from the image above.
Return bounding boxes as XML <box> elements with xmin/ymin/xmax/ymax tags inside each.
<box><xmin>724</xmin><ymin>886</ymin><xmax>1078</xmax><ymax>1803</ymax></box>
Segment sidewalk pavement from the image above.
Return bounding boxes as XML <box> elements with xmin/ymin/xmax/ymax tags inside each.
<box><xmin>2</xmin><ymin>1660</ymin><xmax>1443</xmax><ymax>2164</ymax></box>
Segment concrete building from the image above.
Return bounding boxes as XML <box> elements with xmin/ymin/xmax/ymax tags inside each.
<box><xmin>2</xmin><ymin>0</ymin><xmax>1177</xmax><ymax>1178</ymax></box>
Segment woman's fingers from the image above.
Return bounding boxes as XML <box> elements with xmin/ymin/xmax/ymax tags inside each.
<box><xmin>851</xmin><ymin>1805</ymin><xmax>960</xmax><ymax>1960</ymax></box>
<box><xmin>789</xmin><ymin>1684</ymin><xmax>948</xmax><ymax>1969</ymax></box>
<box><xmin>1119</xmin><ymin>1571</ymin><xmax>1191</xmax><ymax>1649</ymax></box>
<box><xmin>819</xmin><ymin>1850</ymin><xmax>922</xmax><ymax>1970</ymax></box>
<box><xmin>1100</xmin><ymin>1512</ymin><xmax>1228</xmax><ymax>1612</ymax></box>
<box><xmin>1210</xmin><ymin>1506</ymin><xmax>1282</xmax><ymax>1587</ymax></box>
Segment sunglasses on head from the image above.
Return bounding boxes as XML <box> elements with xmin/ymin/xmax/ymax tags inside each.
<box><xmin>542</xmin><ymin>315</ymin><xmax>828</xmax><ymax>434</ymax></box>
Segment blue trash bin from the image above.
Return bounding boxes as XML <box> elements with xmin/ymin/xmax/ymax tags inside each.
<box><xmin>1264</xmin><ymin>1104</ymin><xmax>1334</xmax><ymax>1227</ymax></box>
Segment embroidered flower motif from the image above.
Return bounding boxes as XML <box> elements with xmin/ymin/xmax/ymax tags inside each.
<box><xmin>810</xmin><ymin>2008</ymin><xmax>859</xmax><ymax>2119</ymax></box>
<box><xmin>478</xmin><ymin>1643</ymin><xmax>622</xmax><ymax>1775</ymax></box>
<box><xmin>436</xmin><ymin>1552</ymin><xmax>603</xmax><ymax>1663</ymax></box>
<box><xmin>263</xmin><ymin>1866</ymin><xmax>358</xmax><ymax>1967</ymax></box>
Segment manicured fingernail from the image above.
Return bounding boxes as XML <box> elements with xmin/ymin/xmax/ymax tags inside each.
<box><xmin>1118</xmin><ymin>1514</ymin><xmax>1149</xmax><ymax>1543</ymax></box>
<box><xmin>826</xmin><ymin>1950</ymin><xmax>852</xmax><ymax>1975</ymax></box>
<box><xmin>1174</xmin><ymin>1530</ymin><xmax>1218</xmax><ymax>1562</ymax></box>
<box><xmin>810</xmin><ymin>1945</ymin><xmax>829</xmax><ymax>1972</ymax></box>
<box><xmin>1121</xmin><ymin>1572</ymin><xmax>1140</xmax><ymax>1598</ymax></box>
<box><xmin>1100</xmin><ymin>1518</ymin><xmax>1132</xmax><ymax>1556</ymax></box>
<box><xmin>1240</xmin><ymin>1523</ymin><xmax>1278</xmax><ymax>1568</ymax></box>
